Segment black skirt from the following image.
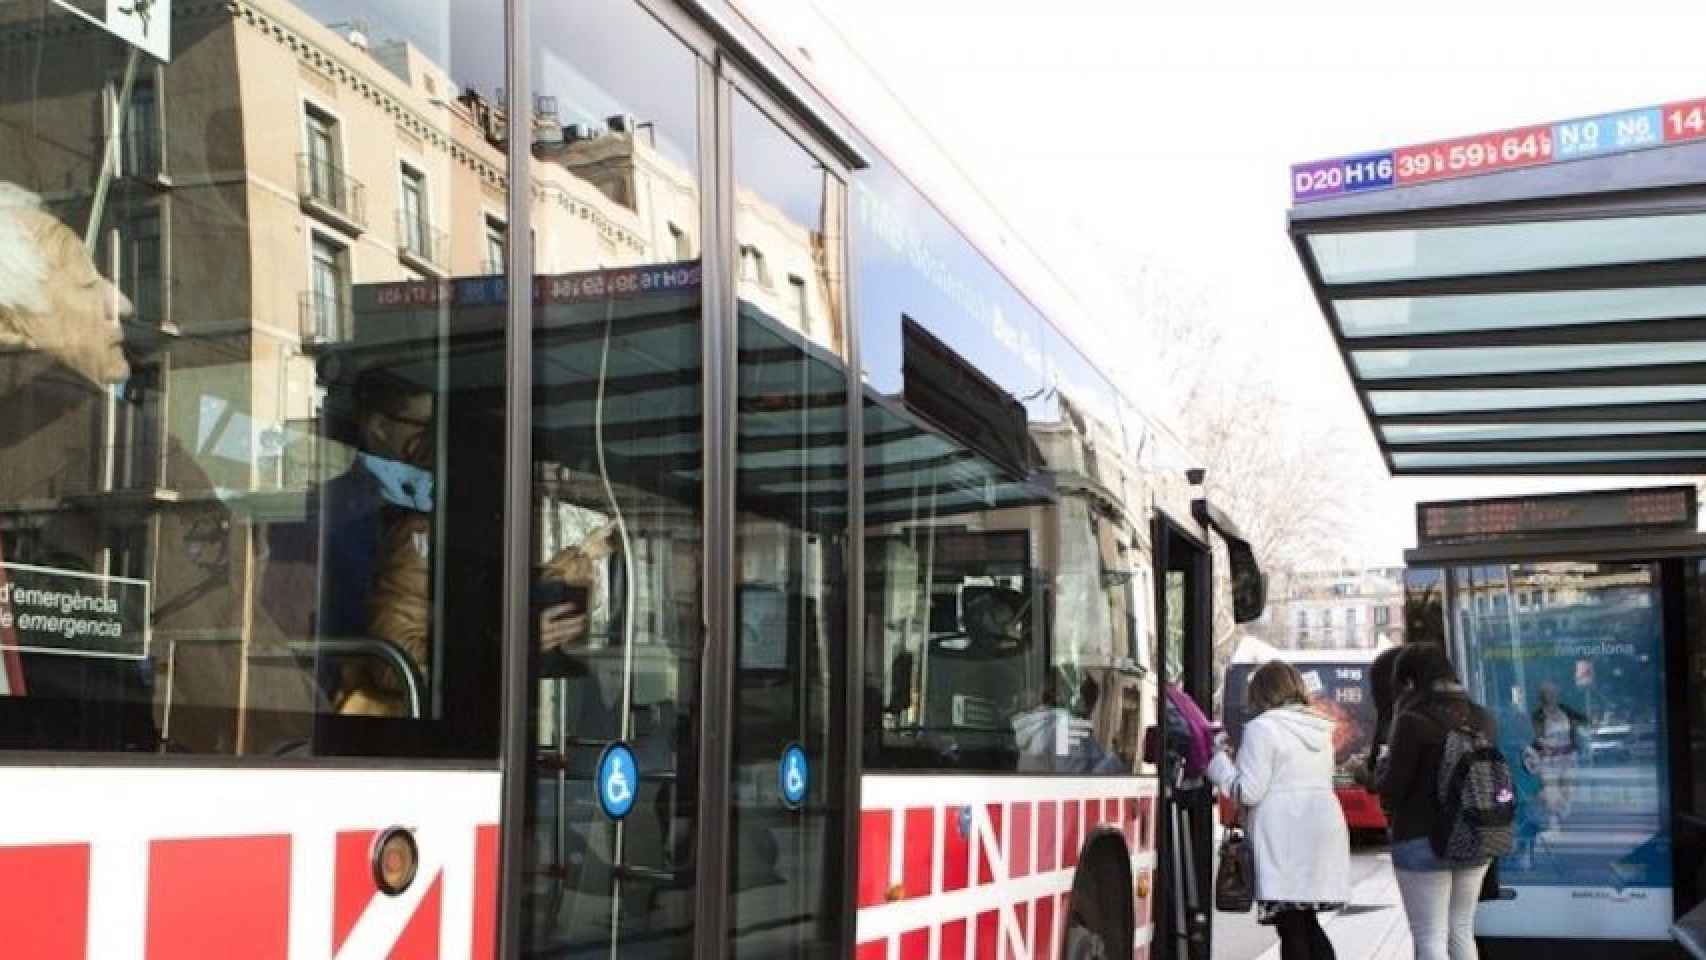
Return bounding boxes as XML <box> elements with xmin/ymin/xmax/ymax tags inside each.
<box><xmin>1256</xmin><ymin>900</ymin><xmax>1344</xmax><ymax>925</ymax></box>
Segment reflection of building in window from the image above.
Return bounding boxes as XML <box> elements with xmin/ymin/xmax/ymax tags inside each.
<box><xmin>115</xmin><ymin>70</ymin><xmax>160</xmax><ymax>181</ymax></box>
<box><xmin>397</xmin><ymin>163</ymin><xmax>427</xmax><ymax>257</ymax></box>
<box><xmin>484</xmin><ymin>215</ymin><xmax>506</xmax><ymax>275</ymax></box>
<box><xmin>107</xmin><ymin>361</ymin><xmax>164</xmax><ymax>496</ymax></box>
<box><xmin>117</xmin><ymin>208</ymin><xmax>162</xmax><ymax>326</ymax></box>
<box><xmin>740</xmin><ymin>244</ymin><xmax>770</xmax><ymax>287</ymax></box>
<box><xmin>303</xmin><ymin>105</ymin><xmax>342</xmax><ymax>207</ymax></box>
<box><xmin>307</xmin><ymin>233</ymin><xmax>348</xmax><ymax>342</ymax></box>
<box><xmin>789</xmin><ymin>274</ymin><xmax>810</xmax><ymax>335</ymax></box>
<box><xmin>0</xmin><ymin>0</ymin><xmax>847</xmax><ymax>752</ymax></box>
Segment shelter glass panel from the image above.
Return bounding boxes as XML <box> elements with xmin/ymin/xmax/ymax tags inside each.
<box><xmin>1354</xmin><ymin>341</ymin><xmax>1706</xmax><ymax>380</ymax></box>
<box><xmin>1336</xmin><ymin>286</ymin><xmax>1706</xmax><ymax>339</ymax></box>
<box><xmin>1310</xmin><ymin>212</ymin><xmax>1706</xmax><ymax>285</ymax></box>
<box><xmin>1368</xmin><ymin>385</ymin><xmax>1706</xmax><ymax>416</ymax></box>
<box><xmin>1391</xmin><ymin>451</ymin><xmax>1695</xmax><ymax>469</ymax></box>
<box><xmin>1383</xmin><ymin>422</ymin><xmax>1706</xmax><ymax>444</ymax></box>
<box><xmin>1453</xmin><ymin>562</ymin><xmax>1673</xmax><ymax>940</ymax></box>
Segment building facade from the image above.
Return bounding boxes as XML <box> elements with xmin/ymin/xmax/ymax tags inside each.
<box><xmin>1254</xmin><ymin>565</ymin><xmax>1405</xmax><ymax>650</ymax></box>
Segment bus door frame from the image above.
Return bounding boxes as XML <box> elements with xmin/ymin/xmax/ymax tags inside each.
<box><xmin>494</xmin><ymin>2</ymin><xmax>869</xmax><ymax>956</ymax></box>
<box><xmin>1153</xmin><ymin>511</ymin><xmax>1214</xmax><ymax>960</ymax></box>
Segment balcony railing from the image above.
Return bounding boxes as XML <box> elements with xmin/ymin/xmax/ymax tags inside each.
<box><xmin>297</xmin><ymin>153</ymin><xmax>367</xmax><ymax>231</ymax></box>
<box><xmin>49</xmin><ymin>440</ymin><xmax>168</xmax><ymax>498</ymax></box>
<box><xmin>299</xmin><ymin>290</ymin><xmax>351</xmax><ymax>345</ymax></box>
<box><xmin>125</xmin><ymin>275</ymin><xmax>164</xmax><ymax>328</ymax></box>
<box><xmin>87</xmin><ymin>127</ymin><xmax>168</xmax><ymax>187</ymax></box>
<box><xmin>396</xmin><ymin>211</ymin><xmax>449</xmax><ymax>274</ymax></box>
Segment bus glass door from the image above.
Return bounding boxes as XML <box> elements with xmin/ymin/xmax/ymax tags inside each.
<box><xmin>519</xmin><ymin>5</ymin><xmax>708</xmax><ymax>956</ymax></box>
<box><xmin>517</xmin><ymin>8</ymin><xmax>855</xmax><ymax>958</ymax></box>
<box><xmin>724</xmin><ymin>85</ymin><xmax>853</xmax><ymax>958</ymax></box>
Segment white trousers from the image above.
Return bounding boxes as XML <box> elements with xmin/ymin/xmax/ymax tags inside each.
<box><xmin>1394</xmin><ymin>863</ymin><xmax>1489</xmax><ymax>960</ymax></box>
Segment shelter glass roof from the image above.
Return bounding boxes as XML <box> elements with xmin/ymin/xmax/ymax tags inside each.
<box><xmin>1310</xmin><ymin>212</ymin><xmax>1706</xmax><ymax>285</ymax></box>
<box><xmin>1290</xmin><ymin>119</ymin><xmax>1706</xmax><ymax>475</ymax></box>
<box><xmin>1334</xmin><ymin>286</ymin><xmax>1706</xmax><ymax>338</ymax></box>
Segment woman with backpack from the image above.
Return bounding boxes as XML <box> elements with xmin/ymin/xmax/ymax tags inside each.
<box><xmin>1207</xmin><ymin>660</ymin><xmax>1350</xmax><ymax>960</ymax></box>
<box><xmin>1378</xmin><ymin>643</ymin><xmax>1508</xmax><ymax>960</ymax></box>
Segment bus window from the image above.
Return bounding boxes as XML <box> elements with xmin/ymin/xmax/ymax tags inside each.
<box><xmin>856</xmin><ymin>162</ymin><xmax>1143</xmax><ymax>775</ymax></box>
<box><xmin>0</xmin><ymin>0</ymin><xmax>508</xmax><ymax>758</ymax></box>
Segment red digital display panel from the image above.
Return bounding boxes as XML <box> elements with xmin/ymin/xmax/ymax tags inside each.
<box><xmin>1393</xmin><ymin>123</ymin><xmax>1554</xmax><ymax>186</ymax></box>
<box><xmin>1418</xmin><ymin>486</ymin><xmax>1696</xmax><ymax>546</ymax></box>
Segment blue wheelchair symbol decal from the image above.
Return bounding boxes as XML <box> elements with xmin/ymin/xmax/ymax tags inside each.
<box><xmin>779</xmin><ymin>743</ymin><xmax>809</xmax><ymax>810</ymax></box>
<box><xmin>596</xmin><ymin>742</ymin><xmax>638</xmax><ymax>821</ymax></box>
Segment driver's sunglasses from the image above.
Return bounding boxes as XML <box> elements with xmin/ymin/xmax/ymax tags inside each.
<box><xmin>380</xmin><ymin>409</ymin><xmax>433</xmax><ymax>430</ymax></box>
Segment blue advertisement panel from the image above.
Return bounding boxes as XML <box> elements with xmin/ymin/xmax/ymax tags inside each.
<box><xmin>1454</xmin><ymin>563</ymin><xmax>1672</xmax><ymax>940</ymax></box>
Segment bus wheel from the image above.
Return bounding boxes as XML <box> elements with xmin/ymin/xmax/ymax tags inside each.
<box><xmin>1066</xmin><ymin>842</ymin><xmax>1133</xmax><ymax>960</ymax></box>
<box><xmin>1063</xmin><ymin>917</ymin><xmax>1110</xmax><ymax>960</ymax></box>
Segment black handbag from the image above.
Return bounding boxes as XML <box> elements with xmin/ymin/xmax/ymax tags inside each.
<box><xmin>1215</xmin><ymin>801</ymin><xmax>1255</xmax><ymax>913</ymax></box>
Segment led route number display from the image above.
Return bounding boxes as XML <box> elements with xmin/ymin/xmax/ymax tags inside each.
<box><xmin>1294</xmin><ymin>96</ymin><xmax>1706</xmax><ymax>203</ymax></box>
<box><xmin>1417</xmin><ymin>486</ymin><xmax>1696</xmax><ymax>546</ymax></box>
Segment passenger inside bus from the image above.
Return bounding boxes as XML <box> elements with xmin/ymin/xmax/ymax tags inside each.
<box><xmin>266</xmin><ymin>364</ymin><xmax>614</xmax><ymax>720</ymax></box>
<box><xmin>319</xmin><ymin>371</ymin><xmax>436</xmax><ymax>716</ymax></box>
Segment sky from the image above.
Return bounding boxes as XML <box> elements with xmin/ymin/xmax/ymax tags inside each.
<box><xmin>735</xmin><ymin>0</ymin><xmax>1706</xmax><ymax>563</ymax></box>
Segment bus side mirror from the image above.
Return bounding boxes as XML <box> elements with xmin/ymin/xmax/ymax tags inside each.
<box><xmin>1229</xmin><ymin>541</ymin><xmax>1266</xmax><ymax>624</ymax></box>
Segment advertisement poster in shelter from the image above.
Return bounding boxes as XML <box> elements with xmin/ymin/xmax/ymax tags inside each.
<box><xmin>1454</xmin><ymin>562</ymin><xmax>1672</xmax><ymax>940</ymax></box>
<box><xmin>1223</xmin><ymin>656</ymin><xmax>1375</xmax><ymax>783</ymax></box>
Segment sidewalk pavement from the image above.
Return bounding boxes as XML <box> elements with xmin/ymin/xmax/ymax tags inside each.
<box><xmin>1255</xmin><ymin>851</ymin><xmax>1411</xmax><ymax>960</ymax></box>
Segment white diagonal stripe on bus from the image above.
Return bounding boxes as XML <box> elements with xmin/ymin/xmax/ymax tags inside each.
<box><xmin>855</xmin><ymin>866</ymin><xmax>1079</xmax><ymax>941</ymax></box>
<box><xmin>288</xmin><ymin>829</ymin><xmax>335</xmax><ymax>960</ymax></box>
<box><xmin>87</xmin><ymin>835</ymin><xmax>147</xmax><ymax>960</ymax></box>
<box><xmin>335</xmin><ymin>827</ymin><xmax>448</xmax><ymax>960</ymax></box>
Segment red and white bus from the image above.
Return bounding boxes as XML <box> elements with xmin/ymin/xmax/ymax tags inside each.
<box><xmin>0</xmin><ymin>1</ymin><xmax>1261</xmax><ymax>957</ymax></box>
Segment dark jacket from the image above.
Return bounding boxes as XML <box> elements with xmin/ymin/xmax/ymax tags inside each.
<box><xmin>1377</xmin><ymin>688</ymin><xmax>1498</xmax><ymax>845</ymax></box>
<box><xmin>1531</xmin><ymin>702</ymin><xmax>1587</xmax><ymax>752</ymax></box>
<box><xmin>1364</xmin><ymin>644</ymin><xmax>1405</xmax><ymax>783</ymax></box>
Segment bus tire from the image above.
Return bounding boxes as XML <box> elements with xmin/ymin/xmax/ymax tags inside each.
<box><xmin>1063</xmin><ymin>919</ymin><xmax>1111</xmax><ymax>960</ymax></box>
<box><xmin>1066</xmin><ymin>840</ymin><xmax>1133</xmax><ymax>960</ymax></box>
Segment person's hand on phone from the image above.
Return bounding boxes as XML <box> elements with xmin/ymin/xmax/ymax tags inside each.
<box><xmin>539</xmin><ymin>600</ymin><xmax>589</xmax><ymax>653</ymax></box>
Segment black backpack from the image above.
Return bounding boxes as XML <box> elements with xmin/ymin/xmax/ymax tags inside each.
<box><xmin>1431</xmin><ymin>708</ymin><xmax>1516</xmax><ymax>864</ymax></box>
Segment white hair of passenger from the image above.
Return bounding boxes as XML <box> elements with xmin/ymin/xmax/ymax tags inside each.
<box><xmin>0</xmin><ymin>182</ymin><xmax>50</xmax><ymax>318</ymax></box>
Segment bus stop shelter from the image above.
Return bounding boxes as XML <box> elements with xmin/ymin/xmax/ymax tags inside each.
<box><xmin>1289</xmin><ymin>99</ymin><xmax>1706</xmax><ymax>960</ymax></box>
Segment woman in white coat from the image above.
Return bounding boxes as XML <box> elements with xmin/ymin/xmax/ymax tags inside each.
<box><xmin>1208</xmin><ymin>660</ymin><xmax>1352</xmax><ymax>960</ymax></box>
